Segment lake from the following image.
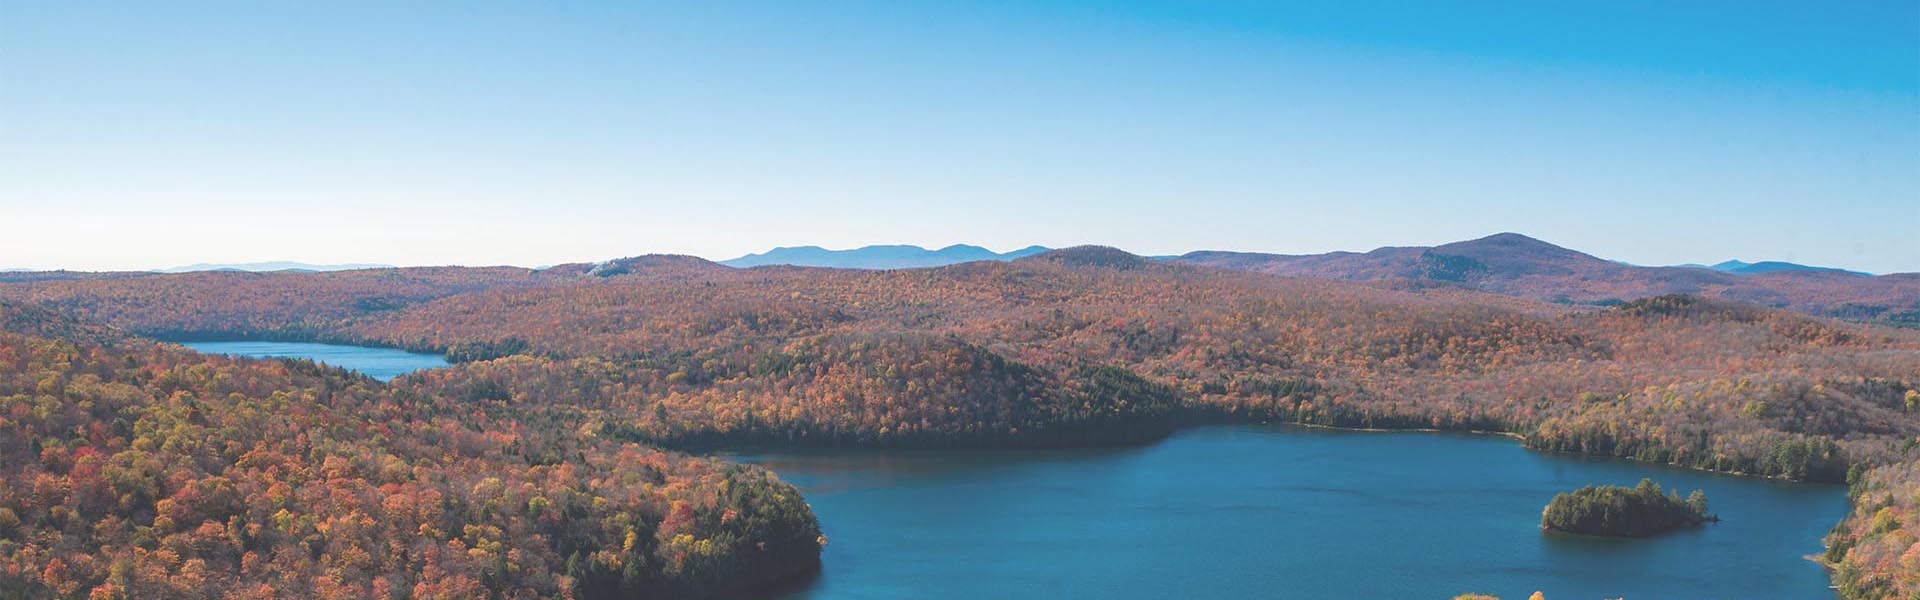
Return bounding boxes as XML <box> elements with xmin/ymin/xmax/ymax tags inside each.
<box><xmin>181</xmin><ymin>340</ymin><xmax>448</xmax><ymax>381</ymax></box>
<box><xmin>177</xmin><ymin>342</ymin><xmax>1845</xmax><ymax>598</ymax></box>
<box><xmin>736</xmin><ymin>426</ymin><xmax>1845</xmax><ymax>600</ymax></box>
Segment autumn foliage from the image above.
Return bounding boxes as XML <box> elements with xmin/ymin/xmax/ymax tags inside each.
<box><xmin>3</xmin><ymin>247</ymin><xmax>1918</xmax><ymax>593</ymax></box>
<box><xmin>1825</xmin><ymin>461</ymin><xmax>1920</xmax><ymax>599</ymax></box>
<box><xmin>0</xmin><ymin>314</ymin><xmax>820</xmax><ymax>599</ymax></box>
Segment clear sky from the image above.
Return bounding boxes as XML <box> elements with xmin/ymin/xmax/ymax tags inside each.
<box><xmin>3</xmin><ymin>1</ymin><xmax>1916</xmax><ymax>272</ymax></box>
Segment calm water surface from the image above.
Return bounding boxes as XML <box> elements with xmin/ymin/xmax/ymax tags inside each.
<box><xmin>737</xmin><ymin>426</ymin><xmax>1844</xmax><ymax>600</ymax></box>
<box><xmin>181</xmin><ymin>340</ymin><xmax>448</xmax><ymax>381</ymax></box>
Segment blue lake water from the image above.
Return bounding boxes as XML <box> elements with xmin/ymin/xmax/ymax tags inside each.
<box><xmin>737</xmin><ymin>426</ymin><xmax>1845</xmax><ymax>600</ymax></box>
<box><xmin>181</xmin><ymin>340</ymin><xmax>448</xmax><ymax>381</ymax></box>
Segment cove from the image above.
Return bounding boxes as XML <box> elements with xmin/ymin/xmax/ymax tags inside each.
<box><xmin>735</xmin><ymin>425</ymin><xmax>1845</xmax><ymax>599</ymax></box>
<box><xmin>180</xmin><ymin>340</ymin><xmax>448</xmax><ymax>382</ymax></box>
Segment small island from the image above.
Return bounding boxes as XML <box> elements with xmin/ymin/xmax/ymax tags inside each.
<box><xmin>1541</xmin><ymin>479</ymin><xmax>1716</xmax><ymax>537</ymax></box>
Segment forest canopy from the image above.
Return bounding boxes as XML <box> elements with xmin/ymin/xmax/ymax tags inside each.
<box><xmin>0</xmin><ymin>310</ymin><xmax>822</xmax><ymax>599</ymax></box>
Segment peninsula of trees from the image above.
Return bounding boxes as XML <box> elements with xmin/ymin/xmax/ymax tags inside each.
<box><xmin>1824</xmin><ymin>460</ymin><xmax>1920</xmax><ymax>599</ymax></box>
<box><xmin>1540</xmin><ymin>479</ymin><xmax>1715</xmax><ymax>537</ymax></box>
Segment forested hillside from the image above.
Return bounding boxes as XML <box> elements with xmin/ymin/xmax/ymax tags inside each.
<box><xmin>3</xmin><ymin>247</ymin><xmax>1917</xmax><ymax>593</ymax></box>
<box><xmin>307</xmin><ymin>251</ymin><xmax>1917</xmax><ymax>482</ymax></box>
<box><xmin>1826</xmin><ymin>460</ymin><xmax>1920</xmax><ymax>599</ymax></box>
<box><xmin>0</xmin><ymin>267</ymin><xmax>570</xmax><ymax>339</ymax></box>
<box><xmin>8</xmin><ymin>251</ymin><xmax>1917</xmax><ymax>480</ymax></box>
<box><xmin>1176</xmin><ymin>233</ymin><xmax>1920</xmax><ymax>326</ymax></box>
<box><xmin>0</xmin><ymin>308</ymin><xmax>821</xmax><ymax>599</ymax></box>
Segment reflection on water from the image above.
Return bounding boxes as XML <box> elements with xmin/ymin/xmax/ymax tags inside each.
<box><xmin>726</xmin><ymin>445</ymin><xmax>1153</xmax><ymax>494</ymax></box>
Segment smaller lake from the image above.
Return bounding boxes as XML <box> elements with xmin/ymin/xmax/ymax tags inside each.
<box><xmin>181</xmin><ymin>341</ymin><xmax>448</xmax><ymax>381</ymax></box>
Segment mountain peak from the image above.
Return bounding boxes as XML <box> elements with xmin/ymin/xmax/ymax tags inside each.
<box><xmin>1478</xmin><ymin>231</ymin><xmax>1542</xmax><ymax>243</ymax></box>
<box><xmin>1441</xmin><ymin>232</ymin><xmax>1571</xmax><ymax>253</ymax></box>
<box><xmin>1425</xmin><ymin>232</ymin><xmax>1602</xmax><ymax>276</ymax></box>
<box><xmin>1698</xmin><ymin>259</ymin><xmax>1870</xmax><ymax>277</ymax></box>
<box><xmin>588</xmin><ymin>254</ymin><xmax>725</xmax><ymax>277</ymax></box>
<box><xmin>1021</xmin><ymin>246</ymin><xmax>1149</xmax><ymax>270</ymax></box>
<box><xmin>721</xmin><ymin>244</ymin><xmax>1049</xmax><ymax>270</ymax></box>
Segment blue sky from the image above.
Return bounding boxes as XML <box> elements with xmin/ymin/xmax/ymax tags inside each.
<box><xmin>2</xmin><ymin>1</ymin><xmax>1916</xmax><ymax>272</ymax></box>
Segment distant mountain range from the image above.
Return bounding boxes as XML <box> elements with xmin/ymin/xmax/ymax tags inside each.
<box><xmin>160</xmin><ymin>261</ymin><xmax>395</xmax><ymax>273</ymax></box>
<box><xmin>1173</xmin><ymin>232</ymin><xmax>1917</xmax><ymax>323</ymax></box>
<box><xmin>13</xmin><ymin>237</ymin><xmax>1914</xmax><ymax>326</ymax></box>
<box><xmin>720</xmin><ymin>241</ymin><xmax>1882</xmax><ymax>278</ymax></box>
<box><xmin>722</xmin><ymin>244</ymin><xmax>1050</xmax><ymax>269</ymax></box>
<box><xmin>1679</xmin><ymin>260</ymin><xmax>1872</xmax><ymax>277</ymax></box>
<box><xmin>703</xmin><ymin>235</ymin><xmax>1914</xmax><ymax>325</ymax></box>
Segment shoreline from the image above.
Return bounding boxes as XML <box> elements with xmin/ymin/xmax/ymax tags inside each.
<box><xmin>1266</xmin><ymin>420</ymin><xmax>1838</xmax><ymax>486</ymax></box>
<box><xmin>1279</xmin><ymin>420</ymin><xmax>1527</xmax><ymax>441</ymax></box>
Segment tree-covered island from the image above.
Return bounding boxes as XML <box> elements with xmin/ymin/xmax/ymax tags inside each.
<box><xmin>1540</xmin><ymin>479</ymin><xmax>1716</xmax><ymax>537</ymax></box>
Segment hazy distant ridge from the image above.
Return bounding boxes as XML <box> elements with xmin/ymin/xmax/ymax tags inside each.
<box><xmin>161</xmin><ymin>261</ymin><xmax>396</xmax><ymax>273</ymax></box>
<box><xmin>1698</xmin><ymin>260</ymin><xmax>1870</xmax><ymax>277</ymax></box>
<box><xmin>723</xmin><ymin>244</ymin><xmax>1049</xmax><ymax>269</ymax></box>
<box><xmin>1174</xmin><ymin>232</ymin><xmax>1917</xmax><ymax>325</ymax></box>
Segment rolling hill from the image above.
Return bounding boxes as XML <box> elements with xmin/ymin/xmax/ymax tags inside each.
<box><xmin>0</xmin><ymin>302</ymin><xmax>822</xmax><ymax>599</ymax></box>
<box><xmin>1175</xmin><ymin>233</ymin><xmax>1919</xmax><ymax>324</ymax></box>
<box><xmin>1703</xmin><ymin>260</ymin><xmax>1871</xmax><ymax>277</ymax></box>
<box><xmin>721</xmin><ymin>244</ymin><xmax>1049</xmax><ymax>269</ymax></box>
